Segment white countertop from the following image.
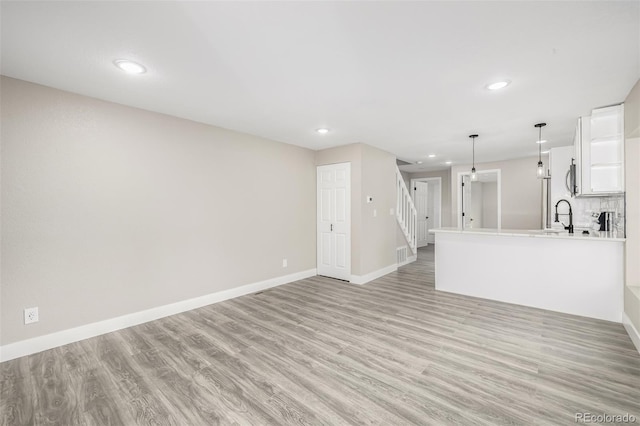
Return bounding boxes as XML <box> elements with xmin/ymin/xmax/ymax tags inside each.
<box><xmin>430</xmin><ymin>227</ymin><xmax>625</xmax><ymax>242</ymax></box>
<box><xmin>434</xmin><ymin>227</ymin><xmax>624</xmax><ymax>321</ymax></box>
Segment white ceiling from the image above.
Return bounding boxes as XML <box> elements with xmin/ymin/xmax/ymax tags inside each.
<box><xmin>2</xmin><ymin>1</ymin><xmax>639</xmax><ymax>172</ymax></box>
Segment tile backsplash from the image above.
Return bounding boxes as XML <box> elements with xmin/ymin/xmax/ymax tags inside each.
<box><xmin>556</xmin><ymin>194</ymin><xmax>626</xmax><ymax>236</ymax></box>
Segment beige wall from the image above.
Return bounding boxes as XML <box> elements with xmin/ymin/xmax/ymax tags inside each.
<box><xmin>451</xmin><ymin>156</ymin><xmax>544</xmax><ymax>229</ymax></box>
<box><xmin>400</xmin><ymin>170</ymin><xmax>411</xmax><ymax>190</ymax></box>
<box><xmin>316</xmin><ymin>143</ymin><xmax>396</xmax><ymax>276</ymax></box>
<box><xmin>470</xmin><ymin>181</ymin><xmax>484</xmax><ymax>227</ymax></box>
<box><xmin>360</xmin><ymin>144</ymin><xmax>397</xmax><ymax>274</ymax></box>
<box><xmin>482</xmin><ymin>181</ymin><xmax>499</xmax><ymax>228</ymax></box>
<box><xmin>1</xmin><ymin>77</ymin><xmax>317</xmax><ymax>345</ymax></box>
<box><xmin>624</xmin><ymin>79</ymin><xmax>640</xmax><ymax>333</ymax></box>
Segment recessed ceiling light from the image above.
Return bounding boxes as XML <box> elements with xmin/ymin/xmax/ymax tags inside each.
<box><xmin>428</xmin><ymin>154</ymin><xmax>436</xmax><ymax>158</ymax></box>
<box><xmin>416</xmin><ymin>161</ymin><xmax>423</xmax><ymax>164</ymax></box>
<box><xmin>486</xmin><ymin>80</ymin><xmax>510</xmax><ymax>90</ymax></box>
<box><xmin>316</xmin><ymin>128</ymin><xmax>330</xmax><ymax>134</ymax></box>
<box><xmin>536</xmin><ymin>139</ymin><xmax>547</xmax><ymax>144</ymax></box>
<box><xmin>113</xmin><ymin>59</ymin><xmax>146</xmax><ymax>74</ymax></box>
<box><xmin>445</xmin><ymin>161</ymin><xmax>452</xmax><ymax>165</ymax></box>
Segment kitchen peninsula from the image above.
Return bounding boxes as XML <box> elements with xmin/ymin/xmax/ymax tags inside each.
<box><xmin>432</xmin><ymin>228</ymin><xmax>625</xmax><ymax>322</ymax></box>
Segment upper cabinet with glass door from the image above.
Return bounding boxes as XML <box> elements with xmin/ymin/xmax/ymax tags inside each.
<box><xmin>575</xmin><ymin>104</ymin><xmax>625</xmax><ymax>195</ymax></box>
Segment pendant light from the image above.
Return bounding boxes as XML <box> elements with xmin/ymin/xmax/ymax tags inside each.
<box><xmin>469</xmin><ymin>134</ymin><xmax>478</xmax><ymax>182</ymax></box>
<box><xmin>534</xmin><ymin>123</ymin><xmax>546</xmax><ymax>179</ymax></box>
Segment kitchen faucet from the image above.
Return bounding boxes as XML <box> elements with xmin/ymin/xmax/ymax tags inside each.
<box><xmin>554</xmin><ymin>199</ymin><xmax>574</xmax><ymax>234</ymax></box>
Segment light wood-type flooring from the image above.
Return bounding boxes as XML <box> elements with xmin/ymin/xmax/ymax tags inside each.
<box><xmin>2</xmin><ymin>246</ymin><xmax>640</xmax><ymax>425</ymax></box>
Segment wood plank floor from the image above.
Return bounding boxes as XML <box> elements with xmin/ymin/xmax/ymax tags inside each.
<box><xmin>2</xmin><ymin>246</ymin><xmax>640</xmax><ymax>425</ymax></box>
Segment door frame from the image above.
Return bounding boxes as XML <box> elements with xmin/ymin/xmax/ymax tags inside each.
<box><xmin>317</xmin><ymin>162</ymin><xmax>351</xmax><ymax>281</ymax></box>
<box><xmin>411</xmin><ymin>177</ymin><xmax>442</xmax><ymax>245</ymax></box>
<box><xmin>456</xmin><ymin>169</ymin><xmax>501</xmax><ymax>229</ymax></box>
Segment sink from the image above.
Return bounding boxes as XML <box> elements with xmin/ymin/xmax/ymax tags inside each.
<box><xmin>527</xmin><ymin>229</ymin><xmax>564</xmax><ymax>235</ymax></box>
<box><xmin>542</xmin><ymin>229</ymin><xmax>563</xmax><ymax>234</ymax></box>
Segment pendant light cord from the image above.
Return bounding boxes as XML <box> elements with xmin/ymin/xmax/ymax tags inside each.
<box><xmin>469</xmin><ymin>134</ymin><xmax>477</xmax><ymax>170</ymax></box>
<box><xmin>468</xmin><ymin>134</ymin><xmax>478</xmax><ymax>178</ymax></box>
<box><xmin>538</xmin><ymin>126</ymin><xmax>542</xmax><ymax>163</ymax></box>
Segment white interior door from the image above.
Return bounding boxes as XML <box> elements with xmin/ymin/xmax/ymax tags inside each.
<box><xmin>317</xmin><ymin>163</ymin><xmax>351</xmax><ymax>281</ymax></box>
<box><xmin>426</xmin><ymin>180</ymin><xmax>439</xmax><ymax>243</ymax></box>
<box><xmin>415</xmin><ymin>182</ymin><xmax>429</xmax><ymax>247</ymax></box>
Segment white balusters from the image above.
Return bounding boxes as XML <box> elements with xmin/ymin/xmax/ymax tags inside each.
<box><xmin>395</xmin><ymin>166</ymin><xmax>417</xmax><ymax>253</ymax></box>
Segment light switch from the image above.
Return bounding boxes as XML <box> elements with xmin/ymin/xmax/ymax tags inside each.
<box><xmin>373</xmin><ymin>209</ymin><xmax>377</xmax><ymax>217</ymax></box>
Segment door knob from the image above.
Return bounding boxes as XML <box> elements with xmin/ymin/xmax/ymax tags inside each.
<box><xmin>330</xmin><ymin>224</ymin><xmax>333</xmax><ymax>231</ymax></box>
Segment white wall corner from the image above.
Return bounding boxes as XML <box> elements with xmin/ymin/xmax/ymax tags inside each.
<box><xmin>623</xmin><ymin>312</ymin><xmax>640</xmax><ymax>355</ymax></box>
<box><xmin>0</xmin><ymin>268</ymin><xmax>317</xmax><ymax>363</ymax></box>
<box><xmin>350</xmin><ymin>264</ymin><xmax>398</xmax><ymax>285</ymax></box>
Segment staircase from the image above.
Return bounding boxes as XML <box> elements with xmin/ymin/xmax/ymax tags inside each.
<box><xmin>396</xmin><ymin>166</ymin><xmax>417</xmax><ymax>254</ymax></box>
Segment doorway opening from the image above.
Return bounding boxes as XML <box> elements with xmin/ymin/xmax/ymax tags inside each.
<box><xmin>410</xmin><ymin>177</ymin><xmax>442</xmax><ymax>246</ymax></box>
<box><xmin>457</xmin><ymin>170</ymin><xmax>501</xmax><ymax>229</ymax></box>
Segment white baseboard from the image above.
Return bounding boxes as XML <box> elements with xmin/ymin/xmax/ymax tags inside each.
<box><xmin>398</xmin><ymin>254</ymin><xmax>417</xmax><ymax>267</ymax></box>
<box><xmin>623</xmin><ymin>312</ymin><xmax>640</xmax><ymax>355</ymax></box>
<box><xmin>351</xmin><ymin>264</ymin><xmax>398</xmax><ymax>285</ymax></box>
<box><xmin>0</xmin><ymin>268</ymin><xmax>317</xmax><ymax>363</ymax></box>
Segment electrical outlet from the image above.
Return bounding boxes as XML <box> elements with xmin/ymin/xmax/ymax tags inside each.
<box><xmin>24</xmin><ymin>307</ymin><xmax>39</xmax><ymax>324</ymax></box>
<box><xmin>282</xmin><ymin>258</ymin><xmax>288</xmax><ymax>268</ymax></box>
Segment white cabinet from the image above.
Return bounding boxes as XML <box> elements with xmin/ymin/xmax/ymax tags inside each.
<box><xmin>575</xmin><ymin>104</ymin><xmax>625</xmax><ymax>195</ymax></box>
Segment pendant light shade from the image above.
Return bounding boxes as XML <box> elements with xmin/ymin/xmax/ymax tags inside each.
<box><xmin>469</xmin><ymin>134</ymin><xmax>478</xmax><ymax>182</ymax></box>
<box><xmin>535</xmin><ymin>123</ymin><xmax>546</xmax><ymax>179</ymax></box>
